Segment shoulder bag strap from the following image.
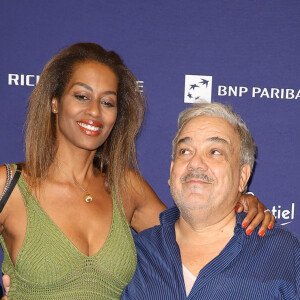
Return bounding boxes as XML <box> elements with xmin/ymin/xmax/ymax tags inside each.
<box><xmin>0</xmin><ymin>164</ymin><xmax>22</xmax><ymax>213</ymax></box>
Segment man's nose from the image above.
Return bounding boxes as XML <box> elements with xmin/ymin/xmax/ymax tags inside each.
<box><xmin>187</xmin><ymin>153</ymin><xmax>208</xmax><ymax>171</ymax></box>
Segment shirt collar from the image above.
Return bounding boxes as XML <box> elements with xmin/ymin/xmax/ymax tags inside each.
<box><xmin>159</xmin><ymin>206</ymin><xmax>180</xmax><ymax>226</ymax></box>
<box><xmin>159</xmin><ymin>205</ymin><xmax>246</xmax><ymax>231</ymax></box>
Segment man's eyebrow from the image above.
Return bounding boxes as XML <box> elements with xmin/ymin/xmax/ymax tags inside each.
<box><xmin>208</xmin><ymin>136</ymin><xmax>230</xmax><ymax>145</ymax></box>
<box><xmin>209</xmin><ymin>136</ymin><xmax>234</xmax><ymax>153</ymax></box>
<box><xmin>176</xmin><ymin>136</ymin><xmax>192</xmax><ymax>146</ymax></box>
<box><xmin>70</xmin><ymin>82</ymin><xmax>117</xmax><ymax>95</ymax></box>
<box><xmin>177</xmin><ymin>136</ymin><xmax>232</xmax><ymax>152</ymax></box>
<box><xmin>177</xmin><ymin>136</ymin><xmax>230</xmax><ymax>145</ymax></box>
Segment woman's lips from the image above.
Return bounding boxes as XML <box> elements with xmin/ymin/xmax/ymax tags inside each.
<box><xmin>77</xmin><ymin>120</ymin><xmax>103</xmax><ymax>136</ymax></box>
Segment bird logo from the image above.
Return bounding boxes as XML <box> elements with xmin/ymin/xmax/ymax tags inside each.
<box><xmin>184</xmin><ymin>75</ymin><xmax>212</xmax><ymax>103</ymax></box>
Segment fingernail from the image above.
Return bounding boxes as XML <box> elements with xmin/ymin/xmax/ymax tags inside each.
<box><xmin>246</xmin><ymin>229</ymin><xmax>253</xmax><ymax>235</ymax></box>
<box><xmin>235</xmin><ymin>205</ymin><xmax>241</xmax><ymax>212</ymax></box>
<box><xmin>258</xmin><ymin>230</ymin><xmax>265</xmax><ymax>237</ymax></box>
<box><xmin>268</xmin><ymin>224</ymin><xmax>274</xmax><ymax>229</ymax></box>
<box><xmin>242</xmin><ymin>222</ymin><xmax>248</xmax><ymax>229</ymax></box>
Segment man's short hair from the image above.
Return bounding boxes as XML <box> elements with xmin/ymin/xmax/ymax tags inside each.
<box><xmin>172</xmin><ymin>103</ymin><xmax>257</xmax><ymax>172</ymax></box>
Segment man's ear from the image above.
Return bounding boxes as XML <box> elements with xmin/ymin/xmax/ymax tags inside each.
<box><xmin>168</xmin><ymin>161</ymin><xmax>174</xmax><ymax>186</ymax></box>
<box><xmin>239</xmin><ymin>164</ymin><xmax>251</xmax><ymax>192</ymax></box>
<box><xmin>51</xmin><ymin>98</ymin><xmax>58</xmax><ymax>113</ymax></box>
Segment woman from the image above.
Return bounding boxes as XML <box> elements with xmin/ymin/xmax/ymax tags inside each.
<box><xmin>0</xmin><ymin>43</ymin><xmax>274</xmax><ymax>299</ymax></box>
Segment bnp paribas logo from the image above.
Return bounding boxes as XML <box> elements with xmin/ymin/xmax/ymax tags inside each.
<box><xmin>184</xmin><ymin>75</ymin><xmax>212</xmax><ymax>103</ymax></box>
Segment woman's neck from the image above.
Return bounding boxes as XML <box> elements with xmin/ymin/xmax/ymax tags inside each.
<box><xmin>49</xmin><ymin>145</ymin><xmax>98</xmax><ymax>183</ymax></box>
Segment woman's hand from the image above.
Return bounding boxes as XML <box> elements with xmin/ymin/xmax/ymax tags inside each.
<box><xmin>236</xmin><ymin>193</ymin><xmax>275</xmax><ymax>237</ymax></box>
<box><xmin>1</xmin><ymin>274</ymin><xmax>10</xmax><ymax>299</ymax></box>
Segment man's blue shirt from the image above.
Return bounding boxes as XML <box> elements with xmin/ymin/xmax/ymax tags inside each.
<box><xmin>122</xmin><ymin>207</ymin><xmax>300</xmax><ymax>299</ymax></box>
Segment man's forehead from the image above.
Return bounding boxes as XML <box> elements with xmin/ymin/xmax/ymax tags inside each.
<box><xmin>178</xmin><ymin>116</ymin><xmax>239</xmax><ymax>144</ymax></box>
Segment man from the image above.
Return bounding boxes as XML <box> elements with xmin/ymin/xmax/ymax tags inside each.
<box><xmin>122</xmin><ymin>103</ymin><xmax>300</xmax><ymax>299</ymax></box>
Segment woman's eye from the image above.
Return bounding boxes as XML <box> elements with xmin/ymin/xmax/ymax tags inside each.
<box><xmin>102</xmin><ymin>101</ymin><xmax>113</xmax><ymax>107</ymax></box>
<box><xmin>101</xmin><ymin>99</ymin><xmax>115</xmax><ymax>107</ymax></box>
<box><xmin>74</xmin><ymin>95</ymin><xmax>89</xmax><ymax>101</ymax></box>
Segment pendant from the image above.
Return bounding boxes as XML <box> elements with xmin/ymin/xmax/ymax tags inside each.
<box><xmin>85</xmin><ymin>194</ymin><xmax>93</xmax><ymax>203</ymax></box>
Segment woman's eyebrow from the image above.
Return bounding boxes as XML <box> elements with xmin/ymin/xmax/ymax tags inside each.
<box><xmin>70</xmin><ymin>82</ymin><xmax>117</xmax><ymax>95</ymax></box>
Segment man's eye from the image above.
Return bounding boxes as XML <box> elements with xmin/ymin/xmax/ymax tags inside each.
<box><xmin>179</xmin><ymin>149</ymin><xmax>191</xmax><ymax>155</ymax></box>
<box><xmin>211</xmin><ymin>149</ymin><xmax>221</xmax><ymax>155</ymax></box>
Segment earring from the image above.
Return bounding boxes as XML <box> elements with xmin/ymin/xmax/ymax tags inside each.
<box><xmin>52</xmin><ymin>99</ymin><xmax>58</xmax><ymax>113</ymax></box>
<box><xmin>52</xmin><ymin>103</ymin><xmax>58</xmax><ymax>113</ymax></box>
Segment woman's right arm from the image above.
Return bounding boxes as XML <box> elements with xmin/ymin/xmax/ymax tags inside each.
<box><xmin>0</xmin><ymin>164</ymin><xmax>10</xmax><ymax>230</ymax></box>
<box><xmin>0</xmin><ymin>164</ymin><xmax>23</xmax><ymax>299</ymax></box>
<box><xmin>0</xmin><ymin>165</ymin><xmax>10</xmax><ymax>299</ymax></box>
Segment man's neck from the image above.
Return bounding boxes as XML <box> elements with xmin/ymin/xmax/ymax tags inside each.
<box><xmin>175</xmin><ymin>210</ymin><xmax>236</xmax><ymax>277</ymax></box>
<box><xmin>175</xmin><ymin>210</ymin><xmax>236</xmax><ymax>245</ymax></box>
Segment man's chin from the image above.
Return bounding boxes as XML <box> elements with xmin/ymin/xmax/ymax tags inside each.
<box><xmin>177</xmin><ymin>203</ymin><xmax>214</xmax><ymax>225</ymax></box>
<box><xmin>176</xmin><ymin>197</ymin><xmax>211</xmax><ymax>212</ymax></box>
<box><xmin>186</xmin><ymin>183</ymin><xmax>209</xmax><ymax>194</ymax></box>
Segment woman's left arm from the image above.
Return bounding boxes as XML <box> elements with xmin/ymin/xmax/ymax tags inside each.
<box><xmin>123</xmin><ymin>170</ymin><xmax>166</xmax><ymax>233</ymax></box>
<box><xmin>126</xmin><ymin>171</ymin><xmax>274</xmax><ymax>235</ymax></box>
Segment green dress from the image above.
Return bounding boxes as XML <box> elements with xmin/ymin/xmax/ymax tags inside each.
<box><xmin>0</xmin><ymin>167</ymin><xmax>137</xmax><ymax>299</ymax></box>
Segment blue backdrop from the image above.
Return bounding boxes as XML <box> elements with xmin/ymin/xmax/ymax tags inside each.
<box><xmin>1</xmin><ymin>0</ymin><xmax>299</xmax><ymax>265</ymax></box>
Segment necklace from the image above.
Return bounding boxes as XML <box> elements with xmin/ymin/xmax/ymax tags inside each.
<box><xmin>57</xmin><ymin>164</ymin><xmax>93</xmax><ymax>203</ymax></box>
<box><xmin>73</xmin><ymin>177</ymin><xmax>93</xmax><ymax>203</ymax></box>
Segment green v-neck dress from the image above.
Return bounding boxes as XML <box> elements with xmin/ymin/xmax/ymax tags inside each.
<box><xmin>0</xmin><ymin>167</ymin><xmax>137</xmax><ymax>299</ymax></box>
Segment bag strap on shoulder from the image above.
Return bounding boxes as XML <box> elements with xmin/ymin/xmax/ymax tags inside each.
<box><xmin>0</xmin><ymin>164</ymin><xmax>22</xmax><ymax>213</ymax></box>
